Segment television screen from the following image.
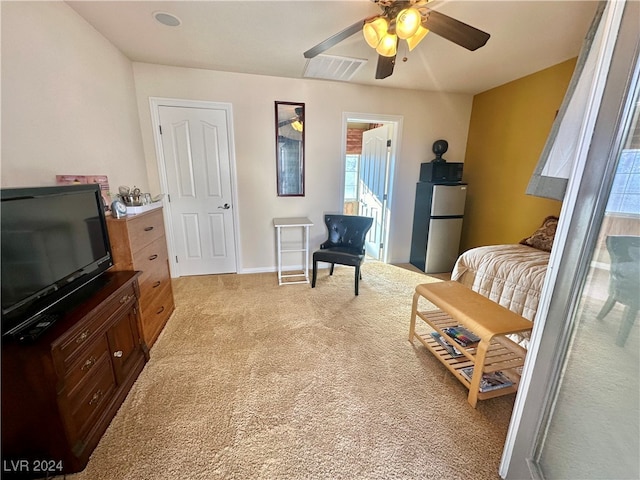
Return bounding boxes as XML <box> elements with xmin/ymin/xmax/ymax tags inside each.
<box><xmin>1</xmin><ymin>184</ymin><xmax>113</xmax><ymax>337</ymax></box>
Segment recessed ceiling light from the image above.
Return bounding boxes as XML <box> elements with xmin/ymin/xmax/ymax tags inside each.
<box><xmin>153</xmin><ymin>12</ymin><xmax>181</xmax><ymax>27</ymax></box>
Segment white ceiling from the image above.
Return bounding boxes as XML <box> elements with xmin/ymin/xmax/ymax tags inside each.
<box><xmin>66</xmin><ymin>0</ymin><xmax>600</xmax><ymax>95</ymax></box>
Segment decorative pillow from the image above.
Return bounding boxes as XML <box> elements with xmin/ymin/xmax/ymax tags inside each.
<box><xmin>520</xmin><ymin>216</ymin><xmax>559</xmax><ymax>252</ymax></box>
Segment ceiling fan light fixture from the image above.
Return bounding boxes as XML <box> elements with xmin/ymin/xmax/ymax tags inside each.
<box><xmin>291</xmin><ymin>120</ymin><xmax>303</xmax><ymax>132</ymax></box>
<box><xmin>376</xmin><ymin>33</ymin><xmax>397</xmax><ymax>57</ymax></box>
<box><xmin>406</xmin><ymin>25</ymin><xmax>429</xmax><ymax>51</ymax></box>
<box><xmin>305</xmin><ymin>0</ymin><xmax>490</xmax><ymax>81</ymax></box>
<box><xmin>363</xmin><ymin>16</ymin><xmax>389</xmax><ymax>48</ymax></box>
<box><xmin>395</xmin><ymin>8</ymin><xmax>421</xmax><ymax>39</ymax></box>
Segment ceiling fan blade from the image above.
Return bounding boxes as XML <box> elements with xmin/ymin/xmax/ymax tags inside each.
<box><xmin>423</xmin><ymin>9</ymin><xmax>490</xmax><ymax>51</ymax></box>
<box><xmin>375</xmin><ymin>55</ymin><xmax>395</xmax><ymax>79</ymax></box>
<box><xmin>303</xmin><ymin>19</ymin><xmax>366</xmax><ymax>59</ymax></box>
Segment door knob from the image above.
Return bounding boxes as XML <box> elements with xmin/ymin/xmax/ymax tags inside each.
<box><xmin>218</xmin><ymin>203</ymin><xmax>231</xmax><ymax>210</ymax></box>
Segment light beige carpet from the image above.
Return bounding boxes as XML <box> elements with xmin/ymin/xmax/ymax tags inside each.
<box><xmin>70</xmin><ymin>262</ymin><xmax>514</xmax><ymax>480</ymax></box>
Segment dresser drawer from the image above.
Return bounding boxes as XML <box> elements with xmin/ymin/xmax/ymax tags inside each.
<box><xmin>62</xmin><ymin>356</ymin><xmax>116</xmax><ymax>444</ymax></box>
<box><xmin>54</xmin><ymin>283</ymin><xmax>137</xmax><ymax>368</ymax></box>
<box><xmin>140</xmin><ymin>282</ymin><xmax>174</xmax><ymax>344</ymax></box>
<box><xmin>139</xmin><ymin>262</ymin><xmax>172</xmax><ymax>313</ymax></box>
<box><xmin>126</xmin><ymin>210</ymin><xmax>165</xmax><ymax>252</ymax></box>
<box><xmin>62</xmin><ymin>337</ymin><xmax>111</xmax><ymax>396</ymax></box>
<box><xmin>132</xmin><ymin>236</ymin><xmax>169</xmax><ymax>286</ymax></box>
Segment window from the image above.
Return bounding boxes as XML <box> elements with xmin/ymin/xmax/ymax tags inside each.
<box><xmin>607</xmin><ymin>149</ymin><xmax>640</xmax><ymax>214</ymax></box>
<box><xmin>344</xmin><ymin>154</ymin><xmax>360</xmax><ymax>201</ymax></box>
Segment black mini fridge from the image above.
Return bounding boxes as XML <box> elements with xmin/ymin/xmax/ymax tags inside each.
<box><xmin>409</xmin><ymin>182</ymin><xmax>467</xmax><ymax>273</ymax></box>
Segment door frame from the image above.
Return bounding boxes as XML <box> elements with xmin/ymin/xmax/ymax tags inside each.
<box><xmin>500</xmin><ymin>1</ymin><xmax>637</xmax><ymax>477</ymax></box>
<box><xmin>149</xmin><ymin>97</ymin><xmax>241</xmax><ymax>278</ymax></box>
<box><xmin>341</xmin><ymin>112</ymin><xmax>403</xmax><ymax>264</ymax></box>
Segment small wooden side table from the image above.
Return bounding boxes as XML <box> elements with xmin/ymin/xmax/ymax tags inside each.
<box><xmin>273</xmin><ymin>217</ymin><xmax>313</xmax><ymax>285</ymax></box>
<box><xmin>409</xmin><ymin>281</ymin><xmax>533</xmax><ymax>407</ymax></box>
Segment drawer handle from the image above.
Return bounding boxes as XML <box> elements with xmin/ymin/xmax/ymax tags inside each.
<box><xmin>144</xmin><ymin>226</ymin><xmax>154</xmax><ymax>231</ymax></box>
<box><xmin>75</xmin><ymin>330</ymin><xmax>90</xmax><ymax>344</ymax></box>
<box><xmin>81</xmin><ymin>356</ymin><xmax>97</xmax><ymax>371</ymax></box>
<box><xmin>120</xmin><ymin>294</ymin><xmax>133</xmax><ymax>304</ymax></box>
<box><xmin>156</xmin><ymin>306</ymin><xmax>165</xmax><ymax>315</ymax></box>
<box><xmin>88</xmin><ymin>389</ymin><xmax>104</xmax><ymax>406</ymax></box>
<box><xmin>113</xmin><ymin>350</ymin><xmax>123</xmax><ymax>358</ymax></box>
<box><xmin>153</xmin><ymin>281</ymin><xmax>161</xmax><ymax>288</ymax></box>
<box><xmin>148</xmin><ymin>254</ymin><xmax>158</xmax><ymax>261</ymax></box>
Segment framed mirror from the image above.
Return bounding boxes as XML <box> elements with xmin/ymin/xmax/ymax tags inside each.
<box><xmin>275</xmin><ymin>101</ymin><xmax>305</xmax><ymax>196</ymax></box>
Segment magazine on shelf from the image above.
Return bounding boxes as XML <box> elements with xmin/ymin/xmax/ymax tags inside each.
<box><xmin>459</xmin><ymin>366</ymin><xmax>514</xmax><ymax>392</ymax></box>
<box><xmin>443</xmin><ymin>325</ymin><xmax>481</xmax><ymax>347</ymax></box>
<box><xmin>430</xmin><ymin>332</ymin><xmax>463</xmax><ymax>358</ymax></box>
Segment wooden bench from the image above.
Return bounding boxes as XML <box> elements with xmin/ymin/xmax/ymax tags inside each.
<box><xmin>409</xmin><ymin>281</ymin><xmax>533</xmax><ymax>407</ymax></box>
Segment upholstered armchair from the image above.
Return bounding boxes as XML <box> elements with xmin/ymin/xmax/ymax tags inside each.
<box><xmin>596</xmin><ymin>235</ymin><xmax>640</xmax><ymax>347</ymax></box>
<box><xmin>311</xmin><ymin>214</ymin><xmax>374</xmax><ymax>295</ymax></box>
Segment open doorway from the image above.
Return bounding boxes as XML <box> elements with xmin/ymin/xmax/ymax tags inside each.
<box><xmin>341</xmin><ymin>113</ymin><xmax>402</xmax><ymax>263</ymax></box>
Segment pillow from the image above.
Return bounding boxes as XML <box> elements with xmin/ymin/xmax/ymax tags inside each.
<box><xmin>520</xmin><ymin>216</ymin><xmax>559</xmax><ymax>252</ymax></box>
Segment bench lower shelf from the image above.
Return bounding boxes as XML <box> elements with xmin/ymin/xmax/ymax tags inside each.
<box><xmin>409</xmin><ymin>282</ymin><xmax>532</xmax><ymax>407</ymax></box>
<box><xmin>414</xmin><ymin>322</ymin><xmax>521</xmax><ymax>402</ymax></box>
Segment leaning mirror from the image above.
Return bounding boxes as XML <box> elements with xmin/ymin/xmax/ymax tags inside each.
<box><xmin>275</xmin><ymin>101</ymin><xmax>305</xmax><ymax>196</ymax></box>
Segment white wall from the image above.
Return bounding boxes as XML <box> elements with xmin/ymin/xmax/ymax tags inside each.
<box><xmin>0</xmin><ymin>1</ymin><xmax>148</xmax><ymax>193</ymax></box>
<box><xmin>0</xmin><ymin>0</ymin><xmax>474</xmax><ymax>272</ymax></box>
<box><xmin>132</xmin><ymin>64</ymin><xmax>473</xmax><ymax>270</ymax></box>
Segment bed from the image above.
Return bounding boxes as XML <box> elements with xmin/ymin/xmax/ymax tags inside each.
<box><xmin>451</xmin><ymin>216</ymin><xmax>558</xmax><ymax>348</ymax></box>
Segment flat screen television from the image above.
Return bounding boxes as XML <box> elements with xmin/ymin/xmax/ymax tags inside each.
<box><xmin>1</xmin><ymin>184</ymin><xmax>113</xmax><ymax>339</ymax></box>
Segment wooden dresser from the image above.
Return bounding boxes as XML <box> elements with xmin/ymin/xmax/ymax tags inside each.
<box><xmin>106</xmin><ymin>207</ymin><xmax>174</xmax><ymax>348</ymax></box>
<box><xmin>1</xmin><ymin>271</ymin><xmax>147</xmax><ymax>478</ymax></box>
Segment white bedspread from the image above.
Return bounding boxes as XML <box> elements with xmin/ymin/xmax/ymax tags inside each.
<box><xmin>451</xmin><ymin>244</ymin><xmax>550</xmax><ymax>348</ymax></box>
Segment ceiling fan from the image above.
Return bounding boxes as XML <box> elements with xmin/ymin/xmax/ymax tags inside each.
<box><xmin>278</xmin><ymin>106</ymin><xmax>304</xmax><ymax>128</ymax></box>
<box><xmin>303</xmin><ymin>0</ymin><xmax>490</xmax><ymax>80</ymax></box>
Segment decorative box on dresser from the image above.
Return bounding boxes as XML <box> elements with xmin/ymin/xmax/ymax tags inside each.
<box><xmin>106</xmin><ymin>207</ymin><xmax>175</xmax><ymax>349</ymax></box>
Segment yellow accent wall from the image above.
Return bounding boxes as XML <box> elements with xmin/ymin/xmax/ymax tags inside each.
<box><xmin>460</xmin><ymin>58</ymin><xmax>577</xmax><ymax>251</ymax></box>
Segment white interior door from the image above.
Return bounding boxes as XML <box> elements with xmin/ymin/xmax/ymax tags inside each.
<box><xmin>359</xmin><ymin>124</ymin><xmax>391</xmax><ymax>259</ymax></box>
<box><xmin>158</xmin><ymin>105</ymin><xmax>237</xmax><ymax>276</ymax></box>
